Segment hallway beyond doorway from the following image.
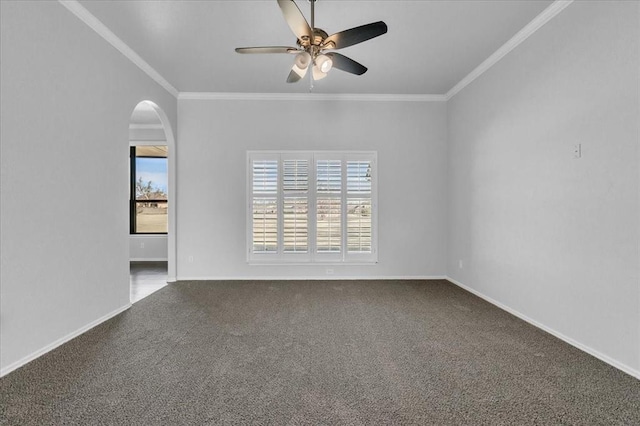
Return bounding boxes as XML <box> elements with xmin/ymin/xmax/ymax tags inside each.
<box><xmin>130</xmin><ymin>261</ymin><xmax>167</xmax><ymax>303</ymax></box>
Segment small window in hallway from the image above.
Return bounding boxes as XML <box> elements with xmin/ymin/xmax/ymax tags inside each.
<box><xmin>130</xmin><ymin>146</ymin><xmax>168</xmax><ymax>234</ymax></box>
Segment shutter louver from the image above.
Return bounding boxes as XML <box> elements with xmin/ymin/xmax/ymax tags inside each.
<box><xmin>252</xmin><ymin>160</ymin><xmax>278</xmax><ymax>252</ymax></box>
<box><xmin>347</xmin><ymin>161</ymin><xmax>372</xmax><ymax>193</ymax></box>
<box><xmin>252</xmin><ymin>198</ymin><xmax>278</xmax><ymax>252</ymax></box>
<box><xmin>317</xmin><ymin>197</ymin><xmax>341</xmax><ymax>252</ymax></box>
<box><xmin>317</xmin><ymin>160</ymin><xmax>342</xmax><ymax>253</ymax></box>
<box><xmin>317</xmin><ymin>160</ymin><xmax>342</xmax><ymax>194</ymax></box>
<box><xmin>283</xmin><ymin>198</ymin><xmax>308</xmax><ymax>252</ymax></box>
<box><xmin>283</xmin><ymin>160</ymin><xmax>308</xmax><ymax>192</ymax></box>
<box><xmin>283</xmin><ymin>160</ymin><xmax>308</xmax><ymax>252</ymax></box>
<box><xmin>347</xmin><ymin>161</ymin><xmax>372</xmax><ymax>253</ymax></box>
<box><xmin>252</xmin><ymin>160</ymin><xmax>278</xmax><ymax>194</ymax></box>
<box><xmin>347</xmin><ymin>198</ymin><xmax>371</xmax><ymax>253</ymax></box>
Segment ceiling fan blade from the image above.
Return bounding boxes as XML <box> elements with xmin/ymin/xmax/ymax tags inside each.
<box><xmin>277</xmin><ymin>0</ymin><xmax>312</xmax><ymax>43</ymax></box>
<box><xmin>235</xmin><ymin>46</ymin><xmax>299</xmax><ymax>54</ymax></box>
<box><xmin>322</xmin><ymin>21</ymin><xmax>387</xmax><ymax>50</ymax></box>
<box><xmin>325</xmin><ymin>53</ymin><xmax>367</xmax><ymax>75</ymax></box>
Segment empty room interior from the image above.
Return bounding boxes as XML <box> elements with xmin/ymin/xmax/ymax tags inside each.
<box><xmin>1</xmin><ymin>0</ymin><xmax>639</xmax><ymax>423</ymax></box>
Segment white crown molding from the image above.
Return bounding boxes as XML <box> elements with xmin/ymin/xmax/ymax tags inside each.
<box><xmin>446</xmin><ymin>276</ymin><xmax>640</xmax><ymax>380</ymax></box>
<box><xmin>445</xmin><ymin>0</ymin><xmax>574</xmax><ymax>100</ymax></box>
<box><xmin>178</xmin><ymin>92</ymin><xmax>447</xmax><ymax>102</ymax></box>
<box><xmin>58</xmin><ymin>0</ymin><xmax>179</xmax><ymax>98</ymax></box>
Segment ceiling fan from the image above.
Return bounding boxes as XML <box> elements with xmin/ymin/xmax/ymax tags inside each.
<box><xmin>235</xmin><ymin>0</ymin><xmax>388</xmax><ymax>83</ymax></box>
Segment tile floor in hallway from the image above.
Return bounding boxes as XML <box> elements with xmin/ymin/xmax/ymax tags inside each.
<box><xmin>130</xmin><ymin>261</ymin><xmax>168</xmax><ymax>303</ymax></box>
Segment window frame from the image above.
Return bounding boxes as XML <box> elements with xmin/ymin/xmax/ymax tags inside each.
<box><xmin>247</xmin><ymin>151</ymin><xmax>377</xmax><ymax>265</ymax></box>
<box><xmin>130</xmin><ymin>146</ymin><xmax>168</xmax><ymax>235</ymax></box>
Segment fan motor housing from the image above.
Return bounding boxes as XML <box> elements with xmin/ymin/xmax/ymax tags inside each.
<box><xmin>298</xmin><ymin>28</ymin><xmax>329</xmax><ymax>48</ymax></box>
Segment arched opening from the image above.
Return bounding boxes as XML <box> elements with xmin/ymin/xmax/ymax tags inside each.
<box><xmin>128</xmin><ymin>101</ymin><xmax>176</xmax><ymax>302</ymax></box>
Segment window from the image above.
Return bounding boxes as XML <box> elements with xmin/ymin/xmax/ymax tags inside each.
<box><xmin>130</xmin><ymin>146</ymin><xmax>168</xmax><ymax>234</ymax></box>
<box><xmin>248</xmin><ymin>151</ymin><xmax>377</xmax><ymax>263</ymax></box>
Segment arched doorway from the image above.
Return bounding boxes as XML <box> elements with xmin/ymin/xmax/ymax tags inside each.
<box><xmin>128</xmin><ymin>101</ymin><xmax>176</xmax><ymax>302</ymax></box>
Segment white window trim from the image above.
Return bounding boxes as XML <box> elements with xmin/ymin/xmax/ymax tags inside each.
<box><xmin>247</xmin><ymin>151</ymin><xmax>378</xmax><ymax>265</ymax></box>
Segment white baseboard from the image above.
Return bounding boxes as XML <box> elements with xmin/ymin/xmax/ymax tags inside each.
<box><xmin>129</xmin><ymin>258</ymin><xmax>168</xmax><ymax>262</ymax></box>
<box><xmin>0</xmin><ymin>303</ymin><xmax>131</xmax><ymax>378</ymax></box>
<box><xmin>175</xmin><ymin>275</ymin><xmax>447</xmax><ymax>281</ymax></box>
<box><xmin>445</xmin><ymin>276</ymin><xmax>640</xmax><ymax>380</ymax></box>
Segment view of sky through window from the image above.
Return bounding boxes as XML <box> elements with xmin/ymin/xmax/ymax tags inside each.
<box><xmin>136</xmin><ymin>157</ymin><xmax>168</xmax><ymax>194</ymax></box>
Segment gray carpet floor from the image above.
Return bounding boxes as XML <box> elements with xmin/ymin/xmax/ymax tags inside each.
<box><xmin>1</xmin><ymin>280</ymin><xmax>639</xmax><ymax>425</ymax></box>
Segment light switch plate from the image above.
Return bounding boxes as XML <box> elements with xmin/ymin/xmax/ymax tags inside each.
<box><xmin>573</xmin><ymin>144</ymin><xmax>582</xmax><ymax>159</ymax></box>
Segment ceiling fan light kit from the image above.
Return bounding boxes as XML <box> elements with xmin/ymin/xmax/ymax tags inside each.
<box><xmin>235</xmin><ymin>0</ymin><xmax>388</xmax><ymax>85</ymax></box>
<box><xmin>316</xmin><ymin>55</ymin><xmax>333</xmax><ymax>73</ymax></box>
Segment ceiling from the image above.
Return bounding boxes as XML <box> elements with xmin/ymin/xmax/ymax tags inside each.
<box><xmin>78</xmin><ymin>0</ymin><xmax>554</xmax><ymax>95</ymax></box>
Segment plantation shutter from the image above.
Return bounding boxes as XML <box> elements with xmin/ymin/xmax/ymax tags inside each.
<box><xmin>248</xmin><ymin>151</ymin><xmax>376</xmax><ymax>264</ymax></box>
<box><xmin>252</xmin><ymin>159</ymin><xmax>278</xmax><ymax>253</ymax></box>
<box><xmin>346</xmin><ymin>161</ymin><xmax>372</xmax><ymax>253</ymax></box>
<box><xmin>316</xmin><ymin>160</ymin><xmax>342</xmax><ymax>254</ymax></box>
<box><xmin>282</xmin><ymin>159</ymin><xmax>308</xmax><ymax>253</ymax></box>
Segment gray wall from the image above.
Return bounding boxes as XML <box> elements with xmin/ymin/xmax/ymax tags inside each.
<box><xmin>447</xmin><ymin>1</ymin><xmax>639</xmax><ymax>373</ymax></box>
<box><xmin>0</xmin><ymin>1</ymin><xmax>177</xmax><ymax>372</ymax></box>
<box><xmin>177</xmin><ymin>99</ymin><xmax>448</xmax><ymax>279</ymax></box>
<box><xmin>129</xmin><ymin>236</ymin><xmax>168</xmax><ymax>261</ymax></box>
